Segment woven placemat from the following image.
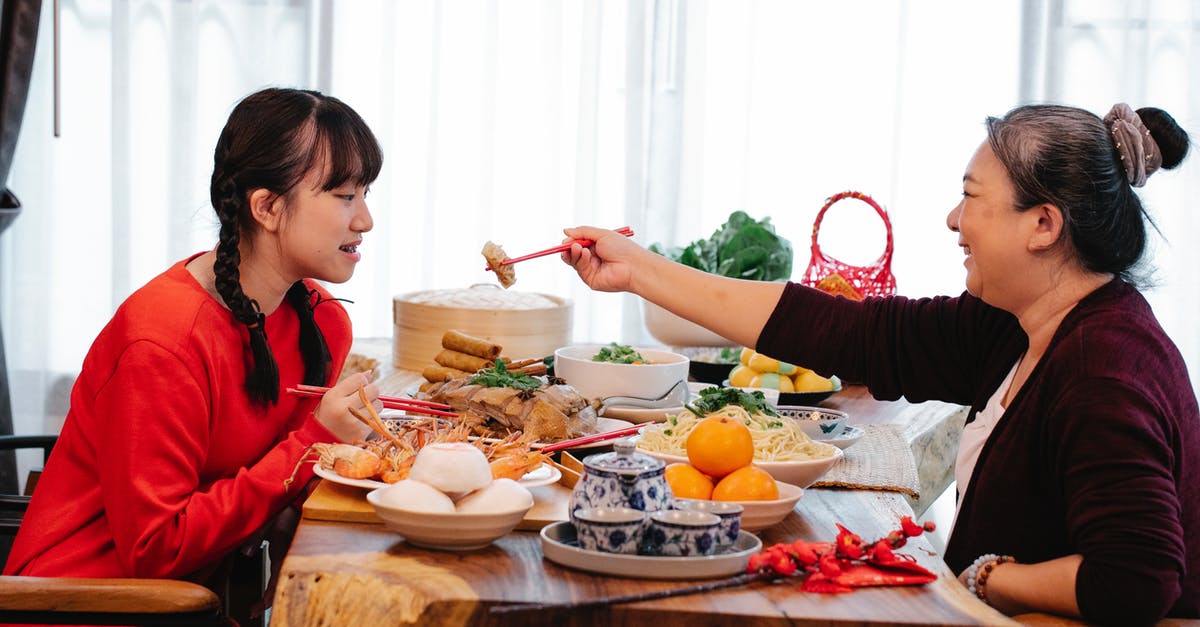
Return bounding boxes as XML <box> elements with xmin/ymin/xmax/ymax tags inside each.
<box><xmin>811</xmin><ymin>424</ymin><xmax>920</xmax><ymax>497</ymax></box>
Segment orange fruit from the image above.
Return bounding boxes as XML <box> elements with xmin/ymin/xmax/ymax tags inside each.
<box><xmin>712</xmin><ymin>465</ymin><xmax>779</xmax><ymax>501</ymax></box>
<box><xmin>685</xmin><ymin>415</ymin><xmax>755</xmax><ymax>479</ymax></box>
<box><xmin>664</xmin><ymin>463</ymin><xmax>714</xmax><ymax>500</ymax></box>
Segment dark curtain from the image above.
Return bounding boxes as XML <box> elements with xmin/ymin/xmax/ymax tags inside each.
<box><xmin>0</xmin><ymin>0</ymin><xmax>43</xmax><ymax>494</ymax></box>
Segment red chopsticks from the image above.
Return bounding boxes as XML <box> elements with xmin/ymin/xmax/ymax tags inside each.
<box><xmin>485</xmin><ymin>226</ymin><xmax>634</xmax><ymax>271</ymax></box>
<box><xmin>286</xmin><ymin>384</ymin><xmax>458</xmax><ymax>418</ymax></box>
<box><xmin>539</xmin><ymin>422</ymin><xmax>644</xmax><ymax>453</ymax></box>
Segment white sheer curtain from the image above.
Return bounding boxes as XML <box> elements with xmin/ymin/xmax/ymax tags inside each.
<box><xmin>1</xmin><ymin>0</ymin><xmax>1197</xmax><ymax>445</ymax></box>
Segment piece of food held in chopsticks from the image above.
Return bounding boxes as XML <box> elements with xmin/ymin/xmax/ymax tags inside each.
<box><xmin>482</xmin><ymin>227</ymin><xmax>635</xmax><ymax>289</ymax></box>
<box><xmin>482</xmin><ymin>241</ymin><xmax>517</xmax><ymax>288</ymax></box>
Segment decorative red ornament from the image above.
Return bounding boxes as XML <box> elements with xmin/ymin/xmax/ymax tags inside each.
<box><xmin>746</xmin><ymin>517</ymin><xmax>939</xmax><ymax>593</ymax></box>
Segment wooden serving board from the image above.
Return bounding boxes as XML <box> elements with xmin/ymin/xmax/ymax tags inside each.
<box><xmin>302</xmin><ymin>478</ymin><xmax>571</xmax><ymax>531</ymax></box>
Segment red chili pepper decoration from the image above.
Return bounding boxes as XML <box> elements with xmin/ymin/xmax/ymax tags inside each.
<box><xmin>745</xmin><ymin>516</ymin><xmax>938</xmax><ymax>593</ymax></box>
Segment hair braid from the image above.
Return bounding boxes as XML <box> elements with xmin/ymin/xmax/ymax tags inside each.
<box><xmin>212</xmin><ymin>172</ymin><xmax>280</xmax><ymax>404</ymax></box>
<box><xmin>286</xmin><ymin>281</ymin><xmax>332</xmax><ymax>386</ymax></box>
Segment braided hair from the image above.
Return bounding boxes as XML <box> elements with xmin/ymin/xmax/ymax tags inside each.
<box><xmin>209</xmin><ymin>88</ymin><xmax>383</xmax><ymax>405</ymax></box>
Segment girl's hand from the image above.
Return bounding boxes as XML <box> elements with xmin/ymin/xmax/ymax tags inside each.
<box><xmin>312</xmin><ymin>372</ymin><xmax>381</xmax><ymax>442</ymax></box>
<box><xmin>559</xmin><ymin>226</ymin><xmax>648</xmax><ymax>293</ymax></box>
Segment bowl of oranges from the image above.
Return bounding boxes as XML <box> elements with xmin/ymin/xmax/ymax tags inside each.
<box><xmin>636</xmin><ymin>388</ymin><xmax>841</xmax><ymax>531</ymax></box>
<box><xmin>637</xmin><ymin>387</ymin><xmax>843</xmax><ymax>491</ymax></box>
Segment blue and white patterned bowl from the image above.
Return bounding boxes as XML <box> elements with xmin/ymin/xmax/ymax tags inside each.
<box><xmin>573</xmin><ymin>507</ymin><xmax>646</xmax><ymax>554</ymax></box>
<box><xmin>641</xmin><ymin>509</ymin><xmax>721</xmax><ymax>557</ymax></box>
<box><xmin>776</xmin><ymin>406</ymin><xmax>848</xmax><ymax>440</ymax></box>
<box><xmin>673</xmin><ymin>499</ymin><xmax>743</xmax><ymax>547</ymax></box>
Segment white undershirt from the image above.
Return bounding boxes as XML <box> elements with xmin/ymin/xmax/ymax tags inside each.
<box><xmin>951</xmin><ymin>358</ymin><xmax>1021</xmax><ymax>532</ymax></box>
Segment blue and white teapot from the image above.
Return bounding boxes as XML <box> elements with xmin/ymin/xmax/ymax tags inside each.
<box><xmin>568</xmin><ymin>439</ymin><xmax>674</xmax><ymax>522</ymax></box>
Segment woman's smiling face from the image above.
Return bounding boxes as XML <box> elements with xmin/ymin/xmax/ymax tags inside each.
<box><xmin>945</xmin><ymin>142</ymin><xmax>1030</xmax><ymax>308</ymax></box>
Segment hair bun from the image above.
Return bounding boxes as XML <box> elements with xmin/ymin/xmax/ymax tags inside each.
<box><xmin>1136</xmin><ymin>107</ymin><xmax>1189</xmax><ymax>170</ymax></box>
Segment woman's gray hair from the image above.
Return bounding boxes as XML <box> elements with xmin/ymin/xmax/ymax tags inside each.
<box><xmin>985</xmin><ymin>104</ymin><xmax>1189</xmax><ymax>285</ymax></box>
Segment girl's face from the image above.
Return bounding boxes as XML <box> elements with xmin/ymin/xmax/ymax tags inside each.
<box><xmin>276</xmin><ymin>165</ymin><xmax>374</xmax><ymax>285</ymax></box>
<box><xmin>945</xmin><ymin>142</ymin><xmax>1030</xmax><ymax>308</ymax></box>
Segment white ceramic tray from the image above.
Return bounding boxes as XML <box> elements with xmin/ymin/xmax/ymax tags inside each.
<box><xmin>540</xmin><ymin>521</ymin><xmax>762</xmax><ymax>580</ymax></box>
<box><xmin>314</xmin><ymin>462</ymin><xmax>561</xmax><ymax>490</ymax></box>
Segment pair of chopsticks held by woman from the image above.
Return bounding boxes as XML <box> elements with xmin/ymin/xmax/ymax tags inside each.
<box><xmin>8</xmin><ymin>84</ymin><xmax>1198</xmax><ymax>624</ymax></box>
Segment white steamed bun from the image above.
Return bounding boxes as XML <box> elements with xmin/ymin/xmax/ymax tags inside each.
<box><xmin>455</xmin><ymin>478</ymin><xmax>534</xmax><ymax>514</ymax></box>
<box><xmin>373</xmin><ymin>479</ymin><xmax>455</xmax><ymax>514</ymax></box>
<box><xmin>409</xmin><ymin>442</ymin><xmax>493</xmax><ymax>494</ymax></box>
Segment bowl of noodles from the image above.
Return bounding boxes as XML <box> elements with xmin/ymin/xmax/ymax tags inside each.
<box><xmin>635</xmin><ymin>388</ymin><xmax>843</xmax><ymax>488</ymax></box>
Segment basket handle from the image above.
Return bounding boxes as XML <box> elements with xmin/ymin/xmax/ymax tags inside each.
<box><xmin>810</xmin><ymin>191</ymin><xmax>894</xmax><ymax>266</ymax></box>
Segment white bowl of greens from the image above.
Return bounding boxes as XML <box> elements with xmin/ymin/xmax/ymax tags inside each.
<box><xmin>553</xmin><ymin>343</ymin><xmax>689</xmax><ymax>405</ymax></box>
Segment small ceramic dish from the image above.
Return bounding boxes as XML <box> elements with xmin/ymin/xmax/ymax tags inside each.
<box><xmin>818</xmin><ymin>424</ymin><xmax>865</xmax><ymax>450</ymax></box>
<box><xmin>732</xmin><ymin>481</ymin><xmax>804</xmax><ymax>531</ymax></box>
<box><xmin>776</xmin><ymin>406</ymin><xmax>849</xmax><ymax>440</ymax></box>
<box><xmin>642</xmin><ymin>509</ymin><xmax>722</xmax><ymax>557</ymax></box>
<box><xmin>672</xmin><ymin>499</ymin><xmax>743</xmax><ymax>547</ymax></box>
<box><xmin>573</xmin><ymin>507</ymin><xmax>646</xmax><ymax>554</ymax></box>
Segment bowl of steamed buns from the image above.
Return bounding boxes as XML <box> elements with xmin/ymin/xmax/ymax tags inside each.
<box><xmin>366</xmin><ymin>443</ymin><xmax>535</xmax><ymax>551</ymax></box>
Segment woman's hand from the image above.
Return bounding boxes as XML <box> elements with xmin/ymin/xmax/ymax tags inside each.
<box><xmin>560</xmin><ymin>226</ymin><xmax>649</xmax><ymax>294</ymax></box>
<box><xmin>312</xmin><ymin>372</ymin><xmax>381</xmax><ymax>442</ymax></box>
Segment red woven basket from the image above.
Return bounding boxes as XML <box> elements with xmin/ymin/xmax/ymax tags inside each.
<box><xmin>801</xmin><ymin>191</ymin><xmax>897</xmax><ymax>299</ymax></box>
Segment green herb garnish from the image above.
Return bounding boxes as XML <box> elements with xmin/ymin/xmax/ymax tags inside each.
<box><xmin>684</xmin><ymin>386</ymin><xmax>779</xmax><ymax>418</ymax></box>
<box><xmin>467</xmin><ymin>359</ymin><xmax>541</xmax><ymax>391</ymax></box>
<box><xmin>592</xmin><ymin>342</ymin><xmax>647</xmax><ymax>364</ymax></box>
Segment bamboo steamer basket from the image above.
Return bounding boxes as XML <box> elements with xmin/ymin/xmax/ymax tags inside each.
<box><xmin>393</xmin><ymin>285</ymin><xmax>573</xmax><ymax>372</ymax></box>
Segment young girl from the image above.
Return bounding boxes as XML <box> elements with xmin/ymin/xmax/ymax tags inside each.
<box><xmin>4</xmin><ymin>87</ymin><xmax>382</xmax><ymax>588</ymax></box>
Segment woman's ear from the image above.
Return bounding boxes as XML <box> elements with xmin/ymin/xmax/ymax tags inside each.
<box><xmin>1028</xmin><ymin>203</ymin><xmax>1065</xmax><ymax>252</ymax></box>
<box><xmin>248</xmin><ymin>188</ymin><xmax>284</xmax><ymax>232</ymax></box>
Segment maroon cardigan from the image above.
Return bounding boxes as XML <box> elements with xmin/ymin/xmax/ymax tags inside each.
<box><xmin>757</xmin><ymin>279</ymin><xmax>1199</xmax><ymax>625</ymax></box>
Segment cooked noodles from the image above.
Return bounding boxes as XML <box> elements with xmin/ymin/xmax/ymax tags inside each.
<box><xmin>638</xmin><ymin>404</ymin><xmax>835</xmax><ymax>462</ymax></box>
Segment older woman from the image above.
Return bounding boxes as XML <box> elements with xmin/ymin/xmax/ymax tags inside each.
<box><xmin>561</xmin><ymin>103</ymin><xmax>1197</xmax><ymax>625</ymax></box>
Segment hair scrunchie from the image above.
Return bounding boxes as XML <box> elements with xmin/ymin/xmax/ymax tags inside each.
<box><xmin>1103</xmin><ymin>103</ymin><xmax>1162</xmax><ymax>187</ymax></box>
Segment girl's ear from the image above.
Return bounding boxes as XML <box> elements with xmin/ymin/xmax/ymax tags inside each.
<box><xmin>248</xmin><ymin>188</ymin><xmax>284</xmax><ymax>232</ymax></box>
<box><xmin>1028</xmin><ymin>202</ymin><xmax>1065</xmax><ymax>252</ymax></box>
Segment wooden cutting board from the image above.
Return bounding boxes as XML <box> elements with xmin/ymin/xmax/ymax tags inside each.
<box><xmin>302</xmin><ymin>478</ymin><xmax>571</xmax><ymax>531</ymax></box>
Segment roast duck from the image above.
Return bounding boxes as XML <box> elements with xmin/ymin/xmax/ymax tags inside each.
<box><xmin>417</xmin><ymin>378</ymin><xmax>599</xmax><ymax>443</ymax></box>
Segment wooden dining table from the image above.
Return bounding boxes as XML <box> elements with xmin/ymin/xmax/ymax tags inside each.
<box><xmin>270</xmin><ymin>343</ymin><xmax>1018</xmax><ymax>626</ymax></box>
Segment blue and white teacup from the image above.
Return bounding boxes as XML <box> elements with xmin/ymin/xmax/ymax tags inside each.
<box><xmin>573</xmin><ymin>507</ymin><xmax>646</xmax><ymax>554</ymax></box>
<box><xmin>673</xmin><ymin>499</ymin><xmax>743</xmax><ymax>548</ymax></box>
<box><xmin>640</xmin><ymin>509</ymin><xmax>721</xmax><ymax>557</ymax></box>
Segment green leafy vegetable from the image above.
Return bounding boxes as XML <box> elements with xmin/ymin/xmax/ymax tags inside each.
<box><xmin>684</xmin><ymin>386</ymin><xmax>779</xmax><ymax>417</ymax></box>
<box><xmin>649</xmin><ymin>211</ymin><xmax>793</xmax><ymax>281</ymax></box>
<box><xmin>592</xmin><ymin>342</ymin><xmax>647</xmax><ymax>364</ymax></box>
<box><xmin>467</xmin><ymin>359</ymin><xmax>541</xmax><ymax>391</ymax></box>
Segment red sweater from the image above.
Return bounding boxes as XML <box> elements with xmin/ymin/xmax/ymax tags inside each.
<box><xmin>4</xmin><ymin>256</ymin><xmax>347</xmax><ymax>580</ymax></box>
<box><xmin>757</xmin><ymin>279</ymin><xmax>1199</xmax><ymax>625</ymax></box>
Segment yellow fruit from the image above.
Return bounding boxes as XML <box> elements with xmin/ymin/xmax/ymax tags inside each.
<box><xmin>728</xmin><ymin>365</ymin><xmax>756</xmax><ymax>388</ymax></box>
<box><xmin>664</xmin><ymin>463</ymin><xmax>714</xmax><ymax>500</ymax></box>
<box><xmin>747</xmin><ymin>352</ymin><xmax>780</xmax><ymax>373</ymax></box>
<box><xmin>712</xmin><ymin>465</ymin><xmax>779</xmax><ymax>501</ymax></box>
<box><xmin>686</xmin><ymin>416</ymin><xmax>755</xmax><ymax>479</ymax></box>
<box><xmin>748</xmin><ymin>372</ymin><xmax>793</xmax><ymax>392</ymax></box>
<box><xmin>739</xmin><ymin>347</ymin><xmax>754</xmax><ymax>366</ymax></box>
<box><xmin>794</xmin><ymin>370</ymin><xmax>835</xmax><ymax>392</ymax></box>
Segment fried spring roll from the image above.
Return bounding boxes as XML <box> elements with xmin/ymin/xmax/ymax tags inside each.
<box><xmin>434</xmin><ymin>349</ymin><xmax>497</xmax><ymax>374</ymax></box>
<box><xmin>441</xmin><ymin>330</ymin><xmax>503</xmax><ymax>360</ymax></box>
<box><xmin>422</xmin><ymin>364</ymin><xmax>472</xmax><ymax>383</ymax></box>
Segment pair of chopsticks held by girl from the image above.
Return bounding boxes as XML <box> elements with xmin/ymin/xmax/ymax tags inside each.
<box><xmin>9</xmin><ymin>87</ymin><xmax>1198</xmax><ymax>624</ymax></box>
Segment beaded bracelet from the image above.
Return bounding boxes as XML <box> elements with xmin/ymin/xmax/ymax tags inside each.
<box><xmin>965</xmin><ymin>553</ymin><xmax>1015</xmax><ymax>604</ymax></box>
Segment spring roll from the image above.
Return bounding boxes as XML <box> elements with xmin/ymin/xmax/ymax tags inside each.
<box><xmin>434</xmin><ymin>349</ymin><xmax>496</xmax><ymax>374</ymax></box>
<box><xmin>422</xmin><ymin>364</ymin><xmax>472</xmax><ymax>383</ymax></box>
<box><xmin>441</xmin><ymin>330</ymin><xmax>503</xmax><ymax>360</ymax></box>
